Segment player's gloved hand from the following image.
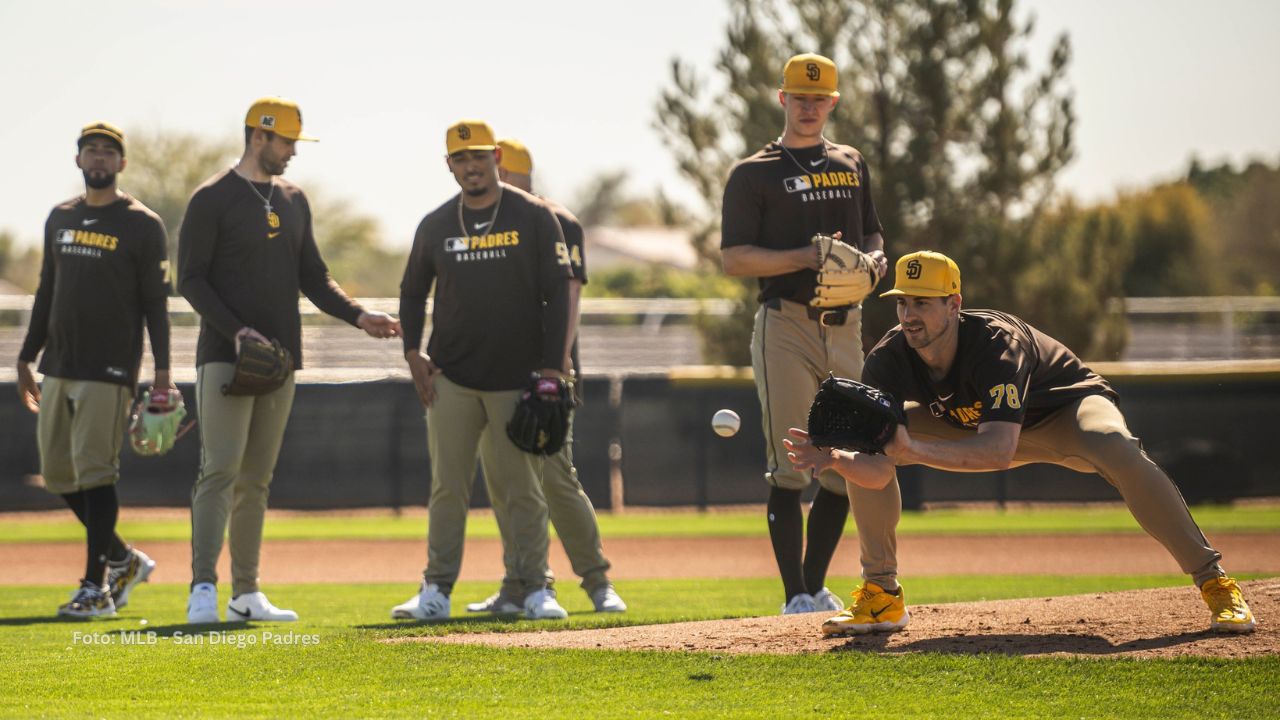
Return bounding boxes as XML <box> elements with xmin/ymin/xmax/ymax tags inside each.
<box><xmin>810</xmin><ymin>233</ymin><xmax>881</xmax><ymax>308</ymax></box>
<box><xmin>807</xmin><ymin>373</ymin><xmax>905</xmax><ymax>454</ymax></box>
<box><xmin>506</xmin><ymin>373</ymin><xmax>574</xmax><ymax>455</ymax></box>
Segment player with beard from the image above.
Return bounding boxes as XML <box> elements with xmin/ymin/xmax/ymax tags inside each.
<box><xmin>17</xmin><ymin>122</ymin><xmax>170</xmax><ymax>617</ymax></box>
<box><xmin>178</xmin><ymin>97</ymin><xmax>400</xmax><ymax>624</ymax></box>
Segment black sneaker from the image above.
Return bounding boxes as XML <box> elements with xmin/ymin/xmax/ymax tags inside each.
<box><xmin>58</xmin><ymin>580</ymin><xmax>117</xmax><ymax>618</ymax></box>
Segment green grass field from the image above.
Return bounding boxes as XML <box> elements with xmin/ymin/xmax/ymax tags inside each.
<box><xmin>1</xmin><ymin>574</ymin><xmax>1276</xmax><ymax>719</ymax></box>
<box><xmin>5</xmin><ymin>503</ymin><xmax>1280</xmax><ymax>544</ymax></box>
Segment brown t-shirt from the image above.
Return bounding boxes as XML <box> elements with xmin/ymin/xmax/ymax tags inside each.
<box><xmin>547</xmin><ymin>198</ymin><xmax>587</xmax><ymax>384</ymax></box>
<box><xmin>20</xmin><ymin>194</ymin><xmax>170</xmax><ymax>388</ymax></box>
<box><xmin>178</xmin><ymin>169</ymin><xmax>363</xmax><ymax>368</ymax></box>
<box><xmin>399</xmin><ymin>185</ymin><xmax>572</xmax><ymax>392</ymax></box>
<box><xmin>863</xmin><ymin>310</ymin><xmax>1117</xmax><ymax>429</ymax></box>
<box><xmin>720</xmin><ymin>140</ymin><xmax>883</xmax><ymax>304</ymax></box>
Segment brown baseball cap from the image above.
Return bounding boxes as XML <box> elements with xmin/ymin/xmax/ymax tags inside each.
<box><xmin>78</xmin><ymin>121</ymin><xmax>125</xmax><ymax>155</ymax></box>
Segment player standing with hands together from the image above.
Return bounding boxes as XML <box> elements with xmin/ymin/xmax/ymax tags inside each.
<box><xmin>721</xmin><ymin>53</ymin><xmax>889</xmax><ymax>614</ymax></box>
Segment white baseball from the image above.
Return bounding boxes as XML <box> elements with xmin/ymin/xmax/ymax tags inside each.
<box><xmin>711</xmin><ymin>409</ymin><xmax>741</xmax><ymax>437</ymax></box>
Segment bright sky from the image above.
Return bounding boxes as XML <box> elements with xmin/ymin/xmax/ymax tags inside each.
<box><xmin>2</xmin><ymin>0</ymin><xmax>1277</xmax><ymax>248</ymax></box>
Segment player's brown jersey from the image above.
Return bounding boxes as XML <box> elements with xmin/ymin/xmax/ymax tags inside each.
<box><xmin>19</xmin><ymin>194</ymin><xmax>171</xmax><ymax>388</ymax></box>
<box><xmin>399</xmin><ymin>185</ymin><xmax>572</xmax><ymax>392</ymax></box>
<box><xmin>546</xmin><ymin>198</ymin><xmax>587</xmax><ymax>389</ymax></box>
<box><xmin>720</xmin><ymin>139</ymin><xmax>882</xmax><ymax>304</ymax></box>
<box><xmin>177</xmin><ymin>169</ymin><xmax>363</xmax><ymax>369</ymax></box>
<box><xmin>862</xmin><ymin>310</ymin><xmax>1117</xmax><ymax>429</ymax></box>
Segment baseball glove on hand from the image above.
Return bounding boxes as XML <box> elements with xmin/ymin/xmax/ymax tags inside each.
<box><xmin>807</xmin><ymin>374</ymin><xmax>905</xmax><ymax>454</ymax></box>
<box><xmin>506</xmin><ymin>374</ymin><xmax>574</xmax><ymax>456</ymax></box>
<box><xmin>129</xmin><ymin>387</ymin><xmax>195</xmax><ymax>457</ymax></box>
<box><xmin>222</xmin><ymin>339</ymin><xmax>293</xmax><ymax>396</ymax></box>
<box><xmin>810</xmin><ymin>233</ymin><xmax>879</xmax><ymax>309</ymax></box>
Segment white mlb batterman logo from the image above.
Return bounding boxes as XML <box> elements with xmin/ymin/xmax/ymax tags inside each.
<box><xmin>444</xmin><ymin>237</ymin><xmax>469</xmax><ymax>253</ymax></box>
<box><xmin>57</xmin><ymin>229</ymin><xmax>75</xmax><ymax>244</ymax></box>
<box><xmin>783</xmin><ymin>175</ymin><xmax>813</xmax><ymax>193</ymax></box>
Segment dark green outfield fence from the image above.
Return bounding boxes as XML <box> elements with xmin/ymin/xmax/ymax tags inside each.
<box><xmin>2</xmin><ymin>362</ymin><xmax>1278</xmax><ymax>511</ymax></box>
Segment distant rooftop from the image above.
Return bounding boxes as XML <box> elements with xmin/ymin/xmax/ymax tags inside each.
<box><xmin>585</xmin><ymin>226</ymin><xmax>700</xmax><ymax>271</ymax></box>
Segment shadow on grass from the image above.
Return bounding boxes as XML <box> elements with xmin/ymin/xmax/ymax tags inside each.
<box><xmin>118</xmin><ymin>621</ymin><xmax>251</xmax><ymax>637</ymax></box>
<box><xmin>0</xmin><ymin>615</ymin><xmax>130</xmax><ymax>627</ymax></box>
<box><xmin>830</xmin><ymin>630</ymin><xmax>1216</xmax><ymax>657</ymax></box>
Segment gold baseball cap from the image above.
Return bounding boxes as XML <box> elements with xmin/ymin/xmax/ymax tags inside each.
<box><xmin>245</xmin><ymin>97</ymin><xmax>318</xmax><ymax>141</ymax></box>
<box><xmin>880</xmin><ymin>251</ymin><xmax>962</xmax><ymax>297</ymax></box>
<box><xmin>79</xmin><ymin>121</ymin><xmax>125</xmax><ymax>154</ymax></box>
<box><xmin>446</xmin><ymin>120</ymin><xmax>497</xmax><ymax>155</ymax></box>
<box><xmin>780</xmin><ymin>53</ymin><xmax>839</xmax><ymax>97</ymax></box>
<box><xmin>497</xmin><ymin>138</ymin><xmax>532</xmax><ymax>175</ymax></box>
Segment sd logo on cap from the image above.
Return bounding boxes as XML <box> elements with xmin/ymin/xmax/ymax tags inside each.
<box><xmin>446</xmin><ymin>120</ymin><xmax>497</xmax><ymax>155</ymax></box>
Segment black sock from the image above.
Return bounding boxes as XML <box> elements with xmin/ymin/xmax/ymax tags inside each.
<box><xmin>61</xmin><ymin>490</ymin><xmax>130</xmax><ymax>563</ymax></box>
<box><xmin>80</xmin><ymin>485</ymin><xmax>121</xmax><ymax>586</ymax></box>
<box><xmin>767</xmin><ymin>486</ymin><xmax>806</xmax><ymax>601</ymax></box>
<box><xmin>803</xmin><ymin>487</ymin><xmax>850</xmax><ymax>594</ymax></box>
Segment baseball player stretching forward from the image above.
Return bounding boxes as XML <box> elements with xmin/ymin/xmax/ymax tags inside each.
<box><xmin>721</xmin><ymin>53</ymin><xmax>889</xmax><ymax>614</ymax></box>
<box><xmin>17</xmin><ymin>122</ymin><xmax>168</xmax><ymax>617</ymax></box>
<box><xmin>787</xmin><ymin>251</ymin><xmax>1256</xmax><ymax>635</ymax></box>
<box><xmin>393</xmin><ymin>121</ymin><xmax>573</xmax><ymax>622</ymax></box>
<box><xmin>179</xmin><ymin>97</ymin><xmax>399</xmax><ymax>624</ymax></box>
<box><xmin>465</xmin><ymin>139</ymin><xmax>626</xmax><ymax>615</ymax></box>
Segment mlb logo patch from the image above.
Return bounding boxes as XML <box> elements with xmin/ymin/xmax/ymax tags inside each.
<box><xmin>783</xmin><ymin>175</ymin><xmax>813</xmax><ymax>193</ymax></box>
<box><xmin>260</xmin><ymin>115</ymin><xmax>276</xmax><ymax>129</ymax></box>
<box><xmin>56</xmin><ymin>229</ymin><xmax>75</xmax><ymax>244</ymax></box>
<box><xmin>444</xmin><ymin>237</ymin><xmax>470</xmax><ymax>253</ymax></box>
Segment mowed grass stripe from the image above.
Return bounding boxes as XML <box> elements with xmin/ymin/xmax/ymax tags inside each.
<box><xmin>4</xmin><ymin>504</ymin><xmax>1279</xmax><ymax>544</ymax></box>
<box><xmin>0</xmin><ymin>576</ymin><xmax>1275</xmax><ymax>719</ymax></box>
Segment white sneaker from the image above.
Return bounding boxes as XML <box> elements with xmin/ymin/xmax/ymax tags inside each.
<box><xmin>782</xmin><ymin>593</ymin><xmax>816</xmax><ymax>615</ymax></box>
<box><xmin>391</xmin><ymin>582</ymin><xmax>450</xmax><ymax>621</ymax></box>
<box><xmin>812</xmin><ymin>587</ymin><xmax>845</xmax><ymax>612</ymax></box>
<box><xmin>186</xmin><ymin>582</ymin><xmax>220</xmax><ymax>624</ymax></box>
<box><xmin>465</xmin><ymin>590</ymin><xmax>522</xmax><ymax>614</ymax></box>
<box><xmin>227</xmin><ymin>591</ymin><xmax>298</xmax><ymax>622</ymax></box>
<box><xmin>590</xmin><ymin>585</ymin><xmax>627</xmax><ymax>613</ymax></box>
<box><xmin>523</xmin><ymin>588</ymin><xmax>568</xmax><ymax>620</ymax></box>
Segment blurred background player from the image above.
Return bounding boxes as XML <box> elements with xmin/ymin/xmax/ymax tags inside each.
<box><xmin>720</xmin><ymin>53</ymin><xmax>889</xmax><ymax>614</ymax></box>
<box><xmin>16</xmin><ymin>122</ymin><xmax>168</xmax><ymax>617</ymax></box>
<box><xmin>787</xmin><ymin>251</ymin><xmax>1255</xmax><ymax>635</ymax></box>
<box><xmin>179</xmin><ymin>97</ymin><xmax>399</xmax><ymax>624</ymax></box>
<box><xmin>465</xmin><ymin>138</ymin><xmax>626</xmax><ymax>615</ymax></box>
<box><xmin>394</xmin><ymin>121</ymin><xmax>573</xmax><ymax>621</ymax></box>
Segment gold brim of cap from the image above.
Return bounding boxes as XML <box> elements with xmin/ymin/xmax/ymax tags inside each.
<box><xmin>780</xmin><ymin>87</ymin><xmax>840</xmax><ymax>97</ymax></box>
<box><xmin>880</xmin><ymin>287</ymin><xmax>952</xmax><ymax>298</ymax></box>
<box><xmin>450</xmin><ymin>144</ymin><xmax>497</xmax><ymax>152</ymax></box>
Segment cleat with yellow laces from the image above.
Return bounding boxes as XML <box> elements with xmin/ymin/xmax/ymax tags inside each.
<box><xmin>822</xmin><ymin>582</ymin><xmax>909</xmax><ymax>636</ymax></box>
<box><xmin>1200</xmin><ymin>577</ymin><xmax>1255</xmax><ymax>633</ymax></box>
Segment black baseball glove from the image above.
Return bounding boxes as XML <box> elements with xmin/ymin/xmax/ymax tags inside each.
<box><xmin>222</xmin><ymin>339</ymin><xmax>294</xmax><ymax>396</ymax></box>
<box><xmin>506</xmin><ymin>374</ymin><xmax>574</xmax><ymax>456</ymax></box>
<box><xmin>807</xmin><ymin>374</ymin><xmax>906</xmax><ymax>454</ymax></box>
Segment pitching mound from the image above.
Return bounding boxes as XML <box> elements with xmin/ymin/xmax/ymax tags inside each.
<box><xmin>411</xmin><ymin>579</ymin><xmax>1280</xmax><ymax>659</ymax></box>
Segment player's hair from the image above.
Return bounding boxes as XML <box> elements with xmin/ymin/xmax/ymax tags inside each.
<box><xmin>244</xmin><ymin>127</ymin><xmax>277</xmax><ymax>148</ymax></box>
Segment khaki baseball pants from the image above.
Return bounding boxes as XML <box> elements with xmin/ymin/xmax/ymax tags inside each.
<box><xmin>853</xmin><ymin>394</ymin><xmax>1224</xmax><ymax>589</ymax></box>
<box><xmin>37</xmin><ymin>377</ymin><xmax>132</xmax><ymax>495</ymax></box>
<box><xmin>484</xmin><ymin>410</ymin><xmax>612</xmax><ymax>597</ymax></box>
<box><xmin>424</xmin><ymin>375</ymin><xmax>550</xmax><ymax>596</ymax></box>
<box><xmin>750</xmin><ymin>299</ymin><xmax>864</xmax><ymax>494</ymax></box>
<box><xmin>190</xmin><ymin>362</ymin><xmax>296</xmax><ymax>595</ymax></box>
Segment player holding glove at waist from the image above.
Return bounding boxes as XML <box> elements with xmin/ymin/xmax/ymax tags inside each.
<box><xmin>719</xmin><ymin>52</ymin><xmax>889</xmax><ymax>617</ymax></box>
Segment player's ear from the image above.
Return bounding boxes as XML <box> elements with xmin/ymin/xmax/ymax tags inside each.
<box><xmin>493</xmin><ymin>147</ymin><xmax>503</xmax><ymax>167</ymax></box>
<box><xmin>778</xmin><ymin>90</ymin><xmax>787</xmax><ymax>107</ymax></box>
<box><xmin>118</xmin><ymin>156</ymin><xmax>127</xmax><ymax>174</ymax></box>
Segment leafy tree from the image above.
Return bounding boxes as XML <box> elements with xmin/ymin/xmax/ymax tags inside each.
<box><xmin>657</xmin><ymin>0</ymin><xmax>1127</xmax><ymax>360</ymax></box>
<box><xmin>0</xmin><ymin>230</ymin><xmax>42</xmax><ymax>293</ymax></box>
<box><xmin>1188</xmin><ymin>157</ymin><xmax>1280</xmax><ymax>296</ymax></box>
<box><xmin>1116</xmin><ymin>183</ymin><xmax>1218</xmax><ymax>298</ymax></box>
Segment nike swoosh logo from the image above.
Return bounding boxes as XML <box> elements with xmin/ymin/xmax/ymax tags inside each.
<box><xmin>473</xmin><ymin>222</ymin><xmax>491</xmax><ymax>231</ymax></box>
<box><xmin>809</xmin><ymin>159</ymin><xmax>824</xmax><ymax>167</ymax></box>
<box><xmin>82</xmin><ymin>218</ymin><xmax>99</xmax><ymax>226</ymax></box>
<box><xmin>228</xmin><ymin>605</ymin><xmax>251</xmax><ymax>619</ymax></box>
<box><xmin>937</xmin><ymin>393</ymin><xmax>954</xmax><ymax>401</ymax></box>
<box><xmin>268</xmin><ymin>232</ymin><xmax>281</xmax><ymax>239</ymax></box>
<box><xmin>869</xmin><ymin>604</ymin><xmax>893</xmax><ymax>619</ymax></box>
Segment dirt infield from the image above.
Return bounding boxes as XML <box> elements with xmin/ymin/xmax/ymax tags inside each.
<box><xmin>8</xmin><ymin>533</ymin><xmax>1280</xmax><ymax>585</ymax></box>
<box><xmin>411</xmin><ymin>579</ymin><xmax>1280</xmax><ymax>659</ymax></box>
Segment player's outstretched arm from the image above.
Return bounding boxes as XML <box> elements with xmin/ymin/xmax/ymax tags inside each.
<box><xmin>887</xmin><ymin>421</ymin><xmax>1021</xmax><ymax>472</ymax></box>
<box><xmin>784</xmin><ymin>428</ymin><xmax>896</xmax><ymax>490</ymax></box>
<box><xmin>722</xmin><ymin>244</ymin><xmax>820</xmax><ymax>278</ymax></box>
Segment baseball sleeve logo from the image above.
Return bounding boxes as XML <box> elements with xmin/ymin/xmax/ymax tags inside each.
<box><xmin>806</xmin><ymin>63</ymin><xmax>820</xmax><ymax>81</ymax></box>
<box><xmin>906</xmin><ymin>259</ymin><xmax>923</xmax><ymax>279</ymax></box>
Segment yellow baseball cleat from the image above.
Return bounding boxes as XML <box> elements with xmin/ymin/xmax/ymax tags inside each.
<box><xmin>822</xmin><ymin>582</ymin><xmax>910</xmax><ymax>636</ymax></box>
<box><xmin>1200</xmin><ymin>577</ymin><xmax>1256</xmax><ymax>633</ymax></box>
